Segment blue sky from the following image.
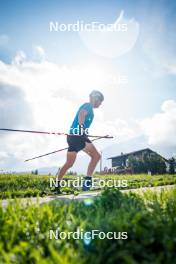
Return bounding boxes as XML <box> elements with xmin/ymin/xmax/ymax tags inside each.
<box><xmin>1</xmin><ymin>0</ymin><xmax>176</xmax><ymax>63</ymax></box>
<box><xmin>0</xmin><ymin>0</ymin><xmax>176</xmax><ymax>171</ymax></box>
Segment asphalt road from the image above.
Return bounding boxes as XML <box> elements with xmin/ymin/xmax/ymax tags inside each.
<box><xmin>1</xmin><ymin>184</ymin><xmax>176</xmax><ymax>208</ymax></box>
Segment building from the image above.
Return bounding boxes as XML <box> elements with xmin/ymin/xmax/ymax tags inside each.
<box><xmin>108</xmin><ymin>148</ymin><xmax>169</xmax><ymax>174</ymax></box>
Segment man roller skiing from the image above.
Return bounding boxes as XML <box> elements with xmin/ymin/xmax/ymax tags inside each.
<box><xmin>55</xmin><ymin>90</ymin><xmax>104</xmax><ymax>193</ymax></box>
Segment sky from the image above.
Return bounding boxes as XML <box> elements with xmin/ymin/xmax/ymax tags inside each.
<box><xmin>0</xmin><ymin>0</ymin><xmax>176</xmax><ymax>173</ymax></box>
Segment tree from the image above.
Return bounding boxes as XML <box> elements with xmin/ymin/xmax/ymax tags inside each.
<box><xmin>168</xmin><ymin>157</ymin><xmax>175</xmax><ymax>174</ymax></box>
<box><xmin>146</xmin><ymin>153</ymin><xmax>166</xmax><ymax>174</ymax></box>
<box><xmin>128</xmin><ymin>153</ymin><xmax>166</xmax><ymax>174</ymax></box>
<box><xmin>34</xmin><ymin>169</ymin><xmax>38</xmax><ymax>175</ymax></box>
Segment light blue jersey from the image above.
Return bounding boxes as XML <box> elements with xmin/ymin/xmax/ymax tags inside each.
<box><xmin>70</xmin><ymin>103</ymin><xmax>94</xmax><ymax>134</ymax></box>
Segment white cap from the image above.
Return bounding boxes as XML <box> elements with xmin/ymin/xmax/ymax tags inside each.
<box><xmin>89</xmin><ymin>90</ymin><xmax>104</xmax><ymax>102</ymax></box>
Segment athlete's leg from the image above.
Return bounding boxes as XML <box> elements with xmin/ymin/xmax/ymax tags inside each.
<box><xmin>57</xmin><ymin>151</ymin><xmax>77</xmax><ymax>180</ymax></box>
<box><xmin>83</xmin><ymin>143</ymin><xmax>101</xmax><ymax>176</ymax></box>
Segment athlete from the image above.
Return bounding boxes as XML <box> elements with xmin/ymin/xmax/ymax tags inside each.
<box><xmin>55</xmin><ymin>90</ymin><xmax>104</xmax><ymax>193</ymax></box>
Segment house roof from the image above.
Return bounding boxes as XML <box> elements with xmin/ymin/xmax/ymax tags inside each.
<box><xmin>108</xmin><ymin>148</ymin><xmax>168</xmax><ymax>162</ymax></box>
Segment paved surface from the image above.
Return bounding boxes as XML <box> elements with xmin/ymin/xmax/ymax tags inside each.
<box><xmin>1</xmin><ymin>185</ymin><xmax>175</xmax><ymax>208</ymax></box>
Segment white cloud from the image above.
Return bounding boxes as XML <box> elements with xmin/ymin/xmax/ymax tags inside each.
<box><xmin>12</xmin><ymin>50</ymin><xmax>26</xmax><ymax>65</ymax></box>
<box><xmin>141</xmin><ymin>100</ymin><xmax>176</xmax><ymax>147</ymax></box>
<box><xmin>0</xmin><ymin>34</ymin><xmax>9</xmax><ymax>46</ymax></box>
<box><xmin>0</xmin><ymin>151</ymin><xmax>9</xmax><ymax>159</ymax></box>
<box><xmin>165</xmin><ymin>64</ymin><xmax>176</xmax><ymax>75</ymax></box>
<box><xmin>1</xmin><ymin>51</ymin><xmax>129</xmax><ymax>170</ymax></box>
<box><xmin>79</xmin><ymin>10</ymin><xmax>140</xmax><ymax>58</ymax></box>
<box><xmin>33</xmin><ymin>45</ymin><xmax>46</xmax><ymax>61</ymax></box>
<box><xmin>92</xmin><ymin>117</ymin><xmax>138</xmax><ymax>139</ymax></box>
<box><xmin>2</xmin><ymin>50</ymin><xmax>175</xmax><ymax>171</ymax></box>
<box><xmin>0</xmin><ymin>82</ymin><xmax>33</xmax><ymax>128</ymax></box>
<box><xmin>2</xmin><ymin>50</ymin><xmax>174</xmax><ymax>171</ymax></box>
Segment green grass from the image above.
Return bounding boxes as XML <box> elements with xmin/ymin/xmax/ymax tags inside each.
<box><xmin>0</xmin><ymin>188</ymin><xmax>176</xmax><ymax>263</ymax></box>
<box><xmin>0</xmin><ymin>173</ymin><xmax>176</xmax><ymax>199</ymax></box>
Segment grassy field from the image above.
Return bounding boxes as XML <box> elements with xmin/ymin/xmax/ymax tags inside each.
<box><xmin>0</xmin><ymin>173</ymin><xmax>176</xmax><ymax>199</ymax></box>
<box><xmin>0</xmin><ymin>187</ymin><xmax>176</xmax><ymax>263</ymax></box>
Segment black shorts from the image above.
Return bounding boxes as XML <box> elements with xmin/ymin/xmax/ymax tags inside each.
<box><xmin>67</xmin><ymin>135</ymin><xmax>92</xmax><ymax>152</ymax></box>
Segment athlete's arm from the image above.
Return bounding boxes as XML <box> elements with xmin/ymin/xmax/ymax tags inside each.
<box><xmin>78</xmin><ymin>109</ymin><xmax>87</xmax><ymax>126</ymax></box>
